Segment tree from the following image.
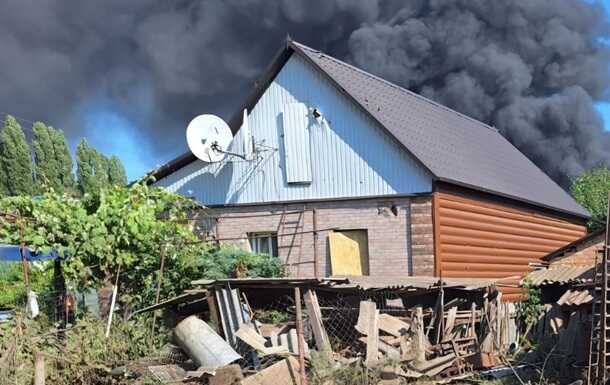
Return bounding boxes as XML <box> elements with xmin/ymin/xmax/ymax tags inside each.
<box><xmin>0</xmin><ymin>115</ymin><xmax>34</xmax><ymax>196</ymax></box>
<box><xmin>108</xmin><ymin>155</ymin><xmax>127</xmax><ymax>186</ymax></box>
<box><xmin>571</xmin><ymin>166</ymin><xmax>610</xmax><ymax>231</ymax></box>
<box><xmin>0</xmin><ymin>183</ymin><xmax>283</xmax><ymax>312</ymax></box>
<box><xmin>50</xmin><ymin>127</ymin><xmax>75</xmax><ymax>192</ymax></box>
<box><xmin>32</xmin><ymin>121</ymin><xmax>61</xmax><ymax>192</ymax></box>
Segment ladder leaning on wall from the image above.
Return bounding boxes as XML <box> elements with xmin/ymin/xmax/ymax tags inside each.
<box><xmin>587</xmin><ymin>192</ymin><xmax>610</xmax><ymax>385</ymax></box>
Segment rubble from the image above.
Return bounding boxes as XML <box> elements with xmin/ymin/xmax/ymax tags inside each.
<box><xmin>140</xmin><ymin>276</ymin><xmax>518</xmax><ymax>384</ymax></box>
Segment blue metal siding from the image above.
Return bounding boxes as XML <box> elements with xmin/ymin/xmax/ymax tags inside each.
<box><xmin>282</xmin><ymin>102</ymin><xmax>312</xmax><ymax>184</ymax></box>
<box><xmin>155</xmin><ymin>54</ymin><xmax>432</xmax><ymax>204</ymax></box>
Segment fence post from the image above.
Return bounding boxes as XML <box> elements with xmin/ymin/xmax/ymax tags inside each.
<box><xmin>294</xmin><ymin>287</ymin><xmax>307</xmax><ymax>385</ymax></box>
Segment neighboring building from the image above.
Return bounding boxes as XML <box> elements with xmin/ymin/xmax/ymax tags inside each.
<box><xmin>542</xmin><ymin>229</ymin><xmax>604</xmax><ymax>268</ymax></box>
<box><xmin>152</xmin><ymin>39</ymin><xmax>589</xmax><ymax>287</ymax></box>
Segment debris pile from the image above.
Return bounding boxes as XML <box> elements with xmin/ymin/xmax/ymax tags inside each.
<box><xmin>140</xmin><ymin>277</ymin><xmax>517</xmax><ymax>384</ymax></box>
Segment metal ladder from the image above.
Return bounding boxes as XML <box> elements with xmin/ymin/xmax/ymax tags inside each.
<box><xmin>588</xmin><ymin>192</ymin><xmax>610</xmax><ymax>385</ymax></box>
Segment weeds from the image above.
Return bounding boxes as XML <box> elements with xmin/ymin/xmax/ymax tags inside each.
<box><xmin>0</xmin><ymin>313</ymin><xmax>164</xmax><ymax>385</ymax></box>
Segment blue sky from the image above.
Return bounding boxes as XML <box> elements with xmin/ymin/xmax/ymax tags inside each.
<box><xmin>79</xmin><ymin>104</ymin><xmax>156</xmax><ymax>181</ymax></box>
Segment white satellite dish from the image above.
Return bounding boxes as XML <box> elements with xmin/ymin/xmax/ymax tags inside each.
<box><xmin>186</xmin><ymin>114</ymin><xmax>233</xmax><ymax>162</ymax></box>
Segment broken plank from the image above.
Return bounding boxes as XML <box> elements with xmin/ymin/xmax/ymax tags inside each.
<box><xmin>410</xmin><ymin>353</ymin><xmax>456</xmax><ymax>377</ymax></box>
<box><xmin>414</xmin><ymin>307</ymin><xmax>426</xmax><ymax>363</ymax></box>
<box><xmin>365</xmin><ymin>303</ymin><xmax>379</xmax><ymax>368</ymax></box>
<box><xmin>208</xmin><ymin>364</ymin><xmax>244</xmax><ymax>385</ymax></box>
<box><xmin>378</xmin><ymin>313</ymin><xmax>411</xmax><ymax>337</ymax></box>
<box><xmin>303</xmin><ymin>289</ymin><xmax>332</xmax><ymax>353</ymax></box>
<box><xmin>443</xmin><ymin>307</ymin><xmax>458</xmax><ymax>341</ymax></box>
<box><xmin>358</xmin><ymin>337</ymin><xmax>400</xmax><ymax>360</ymax></box>
<box><xmin>241</xmin><ymin>357</ymin><xmax>302</xmax><ymax>385</ymax></box>
<box><xmin>356</xmin><ymin>300</ymin><xmax>375</xmax><ymax>334</ymax></box>
<box><xmin>235</xmin><ymin>323</ymin><xmax>268</xmax><ymax>352</ymax></box>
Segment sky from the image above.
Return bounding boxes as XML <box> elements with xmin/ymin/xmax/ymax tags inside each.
<box><xmin>1</xmin><ymin>0</ymin><xmax>610</xmax><ymax>185</ymax></box>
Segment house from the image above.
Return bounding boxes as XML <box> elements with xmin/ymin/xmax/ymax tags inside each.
<box><xmin>542</xmin><ymin>228</ymin><xmax>604</xmax><ymax>268</ymax></box>
<box><xmin>152</xmin><ymin>39</ymin><xmax>589</xmax><ymax>291</ymax></box>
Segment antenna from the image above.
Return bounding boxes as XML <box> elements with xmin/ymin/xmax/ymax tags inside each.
<box><xmin>186</xmin><ymin>115</ymin><xmax>233</xmax><ymax>163</ymax></box>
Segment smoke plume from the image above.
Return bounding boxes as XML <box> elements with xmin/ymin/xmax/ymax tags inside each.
<box><xmin>0</xmin><ymin>0</ymin><xmax>609</xmax><ymax>185</ymax></box>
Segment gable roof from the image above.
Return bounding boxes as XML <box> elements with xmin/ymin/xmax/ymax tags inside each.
<box><xmin>151</xmin><ymin>39</ymin><xmax>589</xmax><ymax>219</ymax></box>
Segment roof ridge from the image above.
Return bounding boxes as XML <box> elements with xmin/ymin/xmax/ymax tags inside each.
<box><xmin>291</xmin><ymin>41</ymin><xmax>499</xmax><ymax>133</ymax></box>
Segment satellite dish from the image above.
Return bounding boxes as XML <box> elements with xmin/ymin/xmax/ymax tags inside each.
<box><xmin>186</xmin><ymin>114</ymin><xmax>233</xmax><ymax>162</ymax></box>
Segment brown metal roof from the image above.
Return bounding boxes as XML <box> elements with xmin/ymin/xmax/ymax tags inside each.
<box><xmin>150</xmin><ymin>39</ymin><xmax>588</xmax><ymax>219</ymax></box>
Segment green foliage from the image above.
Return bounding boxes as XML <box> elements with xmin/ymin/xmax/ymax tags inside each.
<box><xmin>32</xmin><ymin>121</ymin><xmax>60</xmax><ymax>192</ymax></box>
<box><xmin>571</xmin><ymin>166</ymin><xmax>610</xmax><ymax>230</ymax></box>
<box><xmin>76</xmin><ymin>139</ymin><xmax>98</xmax><ymax>195</ymax></box>
<box><xmin>50</xmin><ymin>127</ymin><xmax>75</xmax><ymax>191</ymax></box>
<box><xmin>0</xmin><ymin>183</ymin><xmax>285</xmax><ymax>314</ymax></box>
<box><xmin>108</xmin><ymin>155</ymin><xmax>128</xmax><ymax>186</ymax></box>
<box><xmin>199</xmin><ymin>246</ymin><xmax>285</xmax><ymax>279</ymax></box>
<box><xmin>0</xmin><ymin>315</ymin><xmax>160</xmax><ymax>385</ymax></box>
<box><xmin>518</xmin><ymin>279</ymin><xmax>542</xmax><ymax>328</ymax></box>
<box><xmin>309</xmin><ymin>351</ymin><xmax>388</xmax><ymax>385</ymax></box>
<box><xmin>255</xmin><ymin>309</ymin><xmax>290</xmax><ymax>324</ymax></box>
<box><xmin>0</xmin><ymin>262</ymin><xmax>55</xmax><ymax>311</ymax></box>
<box><xmin>0</xmin><ymin>115</ymin><xmax>34</xmax><ymax>195</ymax></box>
<box><xmin>33</xmin><ymin>123</ymin><xmax>75</xmax><ymax>193</ymax></box>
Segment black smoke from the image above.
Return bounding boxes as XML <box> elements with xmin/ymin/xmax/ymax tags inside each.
<box><xmin>0</xmin><ymin>0</ymin><xmax>609</xmax><ymax>186</ymax></box>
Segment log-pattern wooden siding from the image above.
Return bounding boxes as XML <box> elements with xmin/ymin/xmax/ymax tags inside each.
<box><xmin>433</xmin><ymin>191</ymin><xmax>587</xmax><ymax>279</ymax></box>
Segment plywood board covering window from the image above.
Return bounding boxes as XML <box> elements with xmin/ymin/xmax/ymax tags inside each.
<box><xmin>282</xmin><ymin>102</ymin><xmax>312</xmax><ymax>184</ymax></box>
<box><xmin>329</xmin><ymin>230</ymin><xmax>370</xmax><ymax>276</ymax></box>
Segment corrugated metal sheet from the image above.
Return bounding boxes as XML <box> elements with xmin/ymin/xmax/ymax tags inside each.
<box><xmin>525</xmin><ymin>266</ymin><xmax>594</xmax><ymax>286</ymax></box>
<box><xmin>434</xmin><ymin>191</ymin><xmax>587</xmax><ymax>279</ymax></box>
<box><xmin>556</xmin><ymin>289</ymin><xmax>594</xmax><ymax>306</ymax></box>
<box><xmin>193</xmin><ymin>276</ymin><xmax>496</xmax><ymax>291</ymax></box>
<box><xmin>281</xmin><ymin>102</ymin><xmax>312</xmax><ymax>183</ymax></box>
<box><xmin>155</xmin><ymin>54</ymin><xmax>432</xmax><ymax>205</ymax></box>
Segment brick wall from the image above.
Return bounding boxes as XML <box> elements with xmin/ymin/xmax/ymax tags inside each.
<box><xmin>201</xmin><ymin>195</ymin><xmax>434</xmax><ymax>278</ymax></box>
<box><xmin>549</xmin><ymin>232</ymin><xmax>603</xmax><ymax>268</ymax></box>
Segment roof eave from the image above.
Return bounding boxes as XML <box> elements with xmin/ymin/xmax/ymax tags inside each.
<box><xmin>435</xmin><ymin>176</ymin><xmax>591</xmax><ymax>220</ymax></box>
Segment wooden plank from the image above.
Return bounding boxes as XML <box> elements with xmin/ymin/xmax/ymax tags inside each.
<box><xmin>410</xmin><ymin>353</ymin><xmax>456</xmax><ymax>377</ymax></box>
<box><xmin>208</xmin><ymin>364</ymin><xmax>244</xmax><ymax>385</ymax></box>
<box><xmin>242</xmin><ymin>357</ymin><xmax>302</xmax><ymax>385</ymax></box>
<box><xmin>303</xmin><ymin>289</ymin><xmax>331</xmax><ymax>354</ymax></box>
<box><xmin>443</xmin><ymin>307</ymin><xmax>458</xmax><ymax>341</ymax></box>
<box><xmin>235</xmin><ymin>323</ymin><xmax>268</xmax><ymax>352</ymax></box>
<box><xmin>235</xmin><ymin>323</ymin><xmax>289</xmax><ymax>355</ymax></box>
<box><xmin>329</xmin><ymin>230</ymin><xmax>369</xmax><ymax>275</ymax></box>
<box><xmin>378</xmin><ymin>313</ymin><xmax>410</xmax><ymax>337</ymax></box>
<box><xmin>358</xmin><ymin>337</ymin><xmax>400</xmax><ymax>360</ymax></box>
<box><xmin>356</xmin><ymin>300</ymin><xmax>375</xmax><ymax>334</ymax></box>
<box><xmin>363</xmin><ymin>301</ymin><xmax>379</xmax><ymax>368</ymax></box>
<box><xmin>414</xmin><ymin>307</ymin><xmax>426</xmax><ymax>363</ymax></box>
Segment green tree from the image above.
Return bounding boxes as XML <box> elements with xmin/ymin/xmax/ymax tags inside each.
<box><xmin>50</xmin><ymin>127</ymin><xmax>75</xmax><ymax>192</ymax></box>
<box><xmin>571</xmin><ymin>166</ymin><xmax>610</xmax><ymax>231</ymax></box>
<box><xmin>76</xmin><ymin>139</ymin><xmax>100</xmax><ymax>195</ymax></box>
<box><xmin>108</xmin><ymin>155</ymin><xmax>127</xmax><ymax>186</ymax></box>
<box><xmin>32</xmin><ymin>121</ymin><xmax>61</xmax><ymax>192</ymax></box>
<box><xmin>0</xmin><ymin>115</ymin><xmax>34</xmax><ymax>196</ymax></box>
<box><xmin>0</xmin><ymin>184</ymin><xmax>284</xmax><ymax>312</ymax></box>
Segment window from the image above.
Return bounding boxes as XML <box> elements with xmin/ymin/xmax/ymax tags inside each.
<box><xmin>248</xmin><ymin>232</ymin><xmax>279</xmax><ymax>257</ymax></box>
